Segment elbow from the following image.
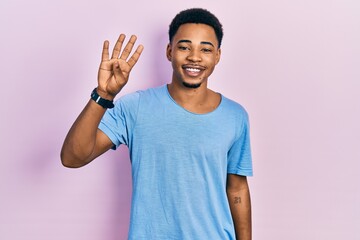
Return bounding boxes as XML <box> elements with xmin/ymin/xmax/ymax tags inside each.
<box><xmin>226</xmin><ymin>175</ymin><xmax>249</xmax><ymax>194</ymax></box>
<box><xmin>60</xmin><ymin>152</ymin><xmax>77</xmax><ymax>168</ymax></box>
<box><xmin>60</xmin><ymin>149</ymin><xmax>87</xmax><ymax>168</ymax></box>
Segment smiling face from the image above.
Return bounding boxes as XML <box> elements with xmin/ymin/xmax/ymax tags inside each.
<box><xmin>166</xmin><ymin>23</ymin><xmax>221</xmax><ymax>89</ymax></box>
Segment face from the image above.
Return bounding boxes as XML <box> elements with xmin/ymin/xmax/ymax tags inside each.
<box><xmin>167</xmin><ymin>23</ymin><xmax>221</xmax><ymax>89</ymax></box>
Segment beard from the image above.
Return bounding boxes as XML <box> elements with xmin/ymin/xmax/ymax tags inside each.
<box><xmin>182</xmin><ymin>81</ymin><xmax>202</xmax><ymax>89</ymax></box>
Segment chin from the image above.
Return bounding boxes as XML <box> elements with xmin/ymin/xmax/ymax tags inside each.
<box><xmin>182</xmin><ymin>82</ymin><xmax>202</xmax><ymax>89</ymax></box>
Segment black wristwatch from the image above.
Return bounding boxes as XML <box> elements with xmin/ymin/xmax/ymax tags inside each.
<box><xmin>90</xmin><ymin>88</ymin><xmax>114</xmax><ymax>109</ymax></box>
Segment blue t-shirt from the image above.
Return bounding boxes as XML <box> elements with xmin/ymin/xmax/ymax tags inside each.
<box><xmin>99</xmin><ymin>85</ymin><xmax>253</xmax><ymax>240</ymax></box>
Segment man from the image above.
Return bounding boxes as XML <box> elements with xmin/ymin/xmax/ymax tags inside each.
<box><xmin>61</xmin><ymin>8</ymin><xmax>253</xmax><ymax>240</ymax></box>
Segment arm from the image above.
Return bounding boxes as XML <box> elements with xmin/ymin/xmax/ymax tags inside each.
<box><xmin>226</xmin><ymin>174</ymin><xmax>252</xmax><ymax>240</ymax></box>
<box><xmin>60</xmin><ymin>34</ymin><xmax>144</xmax><ymax>168</ymax></box>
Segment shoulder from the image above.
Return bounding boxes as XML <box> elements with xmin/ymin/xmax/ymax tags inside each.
<box><xmin>218</xmin><ymin>95</ymin><xmax>251</xmax><ymax>139</ymax></box>
<box><xmin>114</xmin><ymin>85</ymin><xmax>167</xmax><ymax>107</ymax></box>
<box><xmin>220</xmin><ymin>95</ymin><xmax>249</xmax><ymax>120</ymax></box>
<box><xmin>218</xmin><ymin>96</ymin><xmax>252</xmax><ymax>145</ymax></box>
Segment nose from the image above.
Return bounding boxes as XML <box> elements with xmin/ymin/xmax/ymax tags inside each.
<box><xmin>186</xmin><ymin>49</ymin><xmax>202</xmax><ymax>62</ymax></box>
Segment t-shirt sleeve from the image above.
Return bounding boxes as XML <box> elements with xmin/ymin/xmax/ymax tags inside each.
<box><xmin>227</xmin><ymin>111</ymin><xmax>253</xmax><ymax>176</ymax></box>
<box><xmin>98</xmin><ymin>92</ymin><xmax>140</xmax><ymax>150</ymax></box>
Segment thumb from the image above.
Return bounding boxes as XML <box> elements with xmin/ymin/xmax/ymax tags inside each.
<box><xmin>112</xmin><ymin>61</ymin><xmax>123</xmax><ymax>79</ymax></box>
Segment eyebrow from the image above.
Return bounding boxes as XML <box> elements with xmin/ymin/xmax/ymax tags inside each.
<box><xmin>177</xmin><ymin>39</ymin><xmax>215</xmax><ymax>47</ymax></box>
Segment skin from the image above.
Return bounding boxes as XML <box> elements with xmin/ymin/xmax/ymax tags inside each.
<box><xmin>61</xmin><ymin>24</ymin><xmax>251</xmax><ymax>239</ymax></box>
<box><xmin>227</xmin><ymin>174</ymin><xmax>252</xmax><ymax>240</ymax></box>
<box><xmin>60</xmin><ymin>34</ymin><xmax>143</xmax><ymax>167</ymax></box>
<box><xmin>166</xmin><ymin>23</ymin><xmax>221</xmax><ymax>114</ymax></box>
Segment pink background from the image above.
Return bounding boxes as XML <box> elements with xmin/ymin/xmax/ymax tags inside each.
<box><xmin>1</xmin><ymin>0</ymin><xmax>359</xmax><ymax>239</ymax></box>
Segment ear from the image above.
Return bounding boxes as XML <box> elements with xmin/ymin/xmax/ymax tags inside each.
<box><xmin>215</xmin><ymin>48</ymin><xmax>221</xmax><ymax>65</ymax></box>
<box><xmin>166</xmin><ymin>43</ymin><xmax>172</xmax><ymax>61</ymax></box>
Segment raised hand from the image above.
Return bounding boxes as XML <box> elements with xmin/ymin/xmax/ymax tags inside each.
<box><xmin>97</xmin><ymin>34</ymin><xmax>144</xmax><ymax>100</ymax></box>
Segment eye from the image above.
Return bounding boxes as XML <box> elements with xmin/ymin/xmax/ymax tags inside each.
<box><xmin>202</xmin><ymin>48</ymin><xmax>213</xmax><ymax>53</ymax></box>
<box><xmin>178</xmin><ymin>46</ymin><xmax>189</xmax><ymax>51</ymax></box>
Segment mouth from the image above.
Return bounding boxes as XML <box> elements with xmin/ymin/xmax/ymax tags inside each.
<box><xmin>182</xmin><ymin>65</ymin><xmax>205</xmax><ymax>77</ymax></box>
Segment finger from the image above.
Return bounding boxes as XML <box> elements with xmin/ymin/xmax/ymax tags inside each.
<box><xmin>111</xmin><ymin>34</ymin><xmax>126</xmax><ymax>59</ymax></box>
<box><xmin>102</xmin><ymin>40</ymin><xmax>110</xmax><ymax>61</ymax></box>
<box><xmin>112</xmin><ymin>61</ymin><xmax>123</xmax><ymax>80</ymax></box>
<box><xmin>127</xmin><ymin>45</ymin><xmax>144</xmax><ymax>69</ymax></box>
<box><xmin>119</xmin><ymin>35</ymin><xmax>137</xmax><ymax>60</ymax></box>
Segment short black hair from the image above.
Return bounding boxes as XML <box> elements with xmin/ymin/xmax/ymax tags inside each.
<box><xmin>168</xmin><ymin>8</ymin><xmax>224</xmax><ymax>48</ymax></box>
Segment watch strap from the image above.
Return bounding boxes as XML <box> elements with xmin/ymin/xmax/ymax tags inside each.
<box><xmin>90</xmin><ymin>88</ymin><xmax>114</xmax><ymax>109</ymax></box>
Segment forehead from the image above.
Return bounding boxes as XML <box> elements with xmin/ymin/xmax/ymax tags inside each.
<box><xmin>173</xmin><ymin>23</ymin><xmax>218</xmax><ymax>45</ymax></box>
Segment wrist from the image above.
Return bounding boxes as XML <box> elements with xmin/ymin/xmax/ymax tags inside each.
<box><xmin>96</xmin><ymin>87</ymin><xmax>115</xmax><ymax>101</ymax></box>
<box><xmin>90</xmin><ymin>88</ymin><xmax>114</xmax><ymax>109</ymax></box>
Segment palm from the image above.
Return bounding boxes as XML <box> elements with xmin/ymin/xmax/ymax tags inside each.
<box><xmin>97</xmin><ymin>34</ymin><xmax>143</xmax><ymax>98</ymax></box>
<box><xmin>98</xmin><ymin>58</ymin><xmax>131</xmax><ymax>95</ymax></box>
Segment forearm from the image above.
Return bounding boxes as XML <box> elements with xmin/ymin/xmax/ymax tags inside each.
<box><xmin>227</xmin><ymin>176</ymin><xmax>252</xmax><ymax>240</ymax></box>
<box><xmin>61</xmin><ymin>34</ymin><xmax>143</xmax><ymax>167</ymax></box>
<box><xmin>60</xmin><ymin>99</ymin><xmax>107</xmax><ymax>167</ymax></box>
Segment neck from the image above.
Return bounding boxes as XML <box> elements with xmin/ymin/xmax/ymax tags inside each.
<box><xmin>167</xmin><ymin>81</ymin><xmax>209</xmax><ymax>106</ymax></box>
<box><xmin>167</xmin><ymin>81</ymin><xmax>221</xmax><ymax>114</ymax></box>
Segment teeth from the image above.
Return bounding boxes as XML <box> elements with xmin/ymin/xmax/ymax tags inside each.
<box><xmin>186</xmin><ymin>68</ymin><xmax>201</xmax><ymax>72</ymax></box>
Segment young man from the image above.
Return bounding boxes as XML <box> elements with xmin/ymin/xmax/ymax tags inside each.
<box><xmin>61</xmin><ymin>8</ymin><xmax>253</xmax><ymax>240</ymax></box>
